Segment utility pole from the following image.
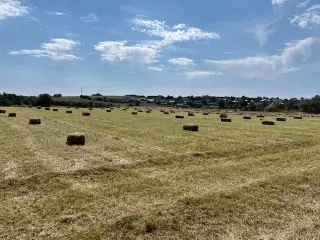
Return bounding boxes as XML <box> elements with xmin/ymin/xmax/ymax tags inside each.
<box><xmin>81</xmin><ymin>86</ymin><xmax>83</xmax><ymax>96</ymax></box>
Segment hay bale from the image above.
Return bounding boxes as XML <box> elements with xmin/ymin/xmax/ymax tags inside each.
<box><xmin>0</xmin><ymin>109</ymin><xmax>6</xmax><ymax>114</ymax></box>
<box><xmin>243</xmin><ymin>116</ymin><xmax>251</xmax><ymax>120</ymax></box>
<box><xmin>188</xmin><ymin>112</ymin><xmax>195</xmax><ymax>117</ymax></box>
<box><xmin>29</xmin><ymin>119</ymin><xmax>41</xmax><ymax>125</ymax></box>
<box><xmin>89</xmin><ymin>108</ymin><xmax>93</xmax><ymax>110</ymax></box>
<box><xmin>294</xmin><ymin>116</ymin><xmax>303</xmax><ymax>119</ymax></box>
<box><xmin>163</xmin><ymin>112</ymin><xmax>169</xmax><ymax>115</ymax></box>
<box><xmin>53</xmin><ymin>109</ymin><xmax>59</xmax><ymax>112</ymax></box>
<box><xmin>37</xmin><ymin>106</ymin><xmax>42</xmax><ymax>109</ymax></box>
<box><xmin>110</xmin><ymin>107</ymin><xmax>114</xmax><ymax>110</ymax></box>
<box><xmin>122</xmin><ymin>109</ymin><xmax>127</xmax><ymax>111</ymax></box>
<box><xmin>221</xmin><ymin>118</ymin><xmax>232</xmax><ymax>123</ymax></box>
<box><xmin>66</xmin><ymin>106</ymin><xmax>71</xmax><ymax>109</ymax></box>
<box><xmin>276</xmin><ymin>117</ymin><xmax>286</xmax><ymax>122</ymax></box>
<box><xmin>8</xmin><ymin>113</ymin><xmax>16</xmax><ymax>117</ymax></box>
<box><xmin>220</xmin><ymin>114</ymin><xmax>228</xmax><ymax>118</ymax></box>
<box><xmin>183</xmin><ymin>125</ymin><xmax>199</xmax><ymax>131</ymax></box>
<box><xmin>203</xmin><ymin>112</ymin><xmax>209</xmax><ymax>116</ymax></box>
<box><xmin>257</xmin><ymin>115</ymin><xmax>264</xmax><ymax>118</ymax></box>
<box><xmin>170</xmin><ymin>110</ymin><xmax>176</xmax><ymax>113</ymax></box>
<box><xmin>28</xmin><ymin>106</ymin><xmax>33</xmax><ymax>108</ymax></box>
<box><xmin>132</xmin><ymin>112</ymin><xmax>138</xmax><ymax>115</ymax></box>
<box><xmin>82</xmin><ymin>112</ymin><xmax>90</xmax><ymax>116</ymax></box>
<box><xmin>45</xmin><ymin>107</ymin><xmax>50</xmax><ymax>111</ymax></box>
<box><xmin>176</xmin><ymin>115</ymin><xmax>184</xmax><ymax>119</ymax></box>
<box><xmin>66</xmin><ymin>111</ymin><xmax>73</xmax><ymax>114</ymax></box>
<box><xmin>138</xmin><ymin>110</ymin><xmax>144</xmax><ymax>113</ymax></box>
<box><xmin>146</xmin><ymin>111</ymin><xmax>151</xmax><ymax>113</ymax></box>
<box><xmin>262</xmin><ymin>121</ymin><xmax>275</xmax><ymax>126</ymax></box>
<box><xmin>66</xmin><ymin>134</ymin><xmax>85</xmax><ymax>146</ymax></box>
<box><xmin>106</xmin><ymin>110</ymin><xmax>112</xmax><ymax>112</ymax></box>
<box><xmin>66</xmin><ymin>134</ymin><xmax>86</xmax><ymax>146</ymax></box>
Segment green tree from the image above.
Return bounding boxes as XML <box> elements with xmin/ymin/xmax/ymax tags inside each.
<box><xmin>37</xmin><ymin>94</ymin><xmax>52</xmax><ymax>107</ymax></box>
<box><xmin>218</xmin><ymin>99</ymin><xmax>225</xmax><ymax>108</ymax></box>
<box><xmin>301</xmin><ymin>95</ymin><xmax>320</xmax><ymax>113</ymax></box>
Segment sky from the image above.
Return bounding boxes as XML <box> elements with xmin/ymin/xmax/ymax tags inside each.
<box><xmin>0</xmin><ymin>0</ymin><xmax>319</xmax><ymax>98</ymax></box>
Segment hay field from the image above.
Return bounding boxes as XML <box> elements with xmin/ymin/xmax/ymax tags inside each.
<box><xmin>0</xmin><ymin>107</ymin><xmax>319</xmax><ymax>239</ymax></box>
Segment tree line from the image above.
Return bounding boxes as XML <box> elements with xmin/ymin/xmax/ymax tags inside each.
<box><xmin>0</xmin><ymin>92</ymin><xmax>320</xmax><ymax>114</ymax></box>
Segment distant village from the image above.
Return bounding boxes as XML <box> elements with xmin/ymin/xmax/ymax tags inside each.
<box><xmin>102</xmin><ymin>95</ymin><xmax>299</xmax><ymax>110</ymax></box>
<box><xmin>88</xmin><ymin>94</ymin><xmax>301</xmax><ymax>112</ymax></box>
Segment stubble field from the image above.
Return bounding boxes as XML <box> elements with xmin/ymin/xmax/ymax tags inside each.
<box><xmin>0</xmin><ymin>107</ymin><xmax>319</xmax><ymax>239</ymax></box>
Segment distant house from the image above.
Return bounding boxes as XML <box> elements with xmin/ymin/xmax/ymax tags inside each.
<box><xmin>193</xmin><ymin>101</ymin><xmax>202</xmax><ymax>108</ymax></box>
<box><xmin>146</xmin><ymin>98</ymin><xmax>155</xmax><ymax>103</ymax></box>
<box><xmin>272</xmin><ymin>99</ymin><xmax>284</xmax><ymax>104</ymax></box>
<box><xmin>176</xmin><ymin>103</ymin><xmax>189</xmax><ymax>108</ymax></box>
<box><xmin>147</xmin><ymin>95</ymin><xmax>165</xmax><ymax>101</ymax></box>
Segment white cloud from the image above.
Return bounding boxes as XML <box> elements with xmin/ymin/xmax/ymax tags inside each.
<box><xmin>94</xmin><ymin>41</ymin><xmax>160</xmax><ymax>64</ymax></box>
<box><xmin>297</xmin><ymin>0</ymin><xmax>310</xmax><ymax>8</ymax></box>
<box><xmin>272</xmin><ymin>0</ymin><xmax>290</xmax><ymax>6</ymax></box>
<box><xmin>307</xmin><ymin>4</ymin><xmax>320</xmax><ymax>11</ymax></box>
<box><xmin>173</xmin><ymin>23</ymin><xmax>187</xmax><ymax>29</ymax></box>
<box><xmin>9</xmin><ymin>39</ymin><xmax>81</xmax><ymax>61</ymax></box>
<box><xmin>249</xmin><ymin>22</ymin><xmax>276</xmax><ymax>47</ymax></box>
<box><xmin>131</xmin><ymin>17</ymin><xmax>219</xmax><ymax>45</ymax></box>
<box><xmin>281</xmin><ymin>67</ymin><xmax>301</xmax><ymax>73</ymax></box>
<box><xmin>147</xmin><ymin>66</ymin><xmax>164</xmax><ymax>71</ymax></box>
<box><xmin>205</xmin><ymin>37</ymin><xmax>318</xmax><ymax>78</ymax></box>
<box><xmin>0</xmin><ymin>0</ymin><xmax>30</xmax><ymax>20</ymax></box>
<box><xmin>42</xmin><ymin>38</ymin><xmax>78</xmax><ymax>51</ymax></box>
<box><xmin>45</xmin><ymin>11</ymin><xmax>66</xmax><ymax>16</ymax></box>
<box><xmin>80</xmin><ymin>13</ymin><xmax>99</xmax><ymax>23</ymax></box>
<box><xmin>168</xmin><ymin>57</ymin><xmax>195</xmax><ymax>66</ymax></box>
<box><xmin>290</xmin><ymin>4</ymin><xmax>320</xmax><ymax>28</ymax></box>
<box><xmin>183</xmin><ymin>71</ymin><xmax>223</xmax><ymax>79</ymax></box>
<box><xmin>95</xmin><ymin>18</ymin><xmax>218</xmax><ymax>65</ymax></box>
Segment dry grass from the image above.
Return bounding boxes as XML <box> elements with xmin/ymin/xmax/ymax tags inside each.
<box><xmin>0</xmin><ymin>107</ymin><xmax>319</xmax><ymax>239</ymax></box>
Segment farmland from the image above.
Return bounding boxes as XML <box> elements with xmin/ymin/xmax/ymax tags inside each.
<box><xmin>0</xmin><ymin>107</ymin><xmax>319</xmax><ymax>239</ymax></box>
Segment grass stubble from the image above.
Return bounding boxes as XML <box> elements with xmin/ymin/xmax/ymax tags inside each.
<box><xmin>0</xmin><ymin>107</ymin><xmax>319</xmax><ymax>239</ymax></box>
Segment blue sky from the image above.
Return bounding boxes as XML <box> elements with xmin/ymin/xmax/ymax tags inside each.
<box><xmin>0</xmin><ymin>0</ymin><xmax>319</xmax><ymax>97</ymax></box>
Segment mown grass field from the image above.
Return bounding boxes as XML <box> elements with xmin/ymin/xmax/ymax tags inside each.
<box><xmin>0</xmin><ymin>107</ymin><xmax>319</xmax><ymax>239</ymax></box>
